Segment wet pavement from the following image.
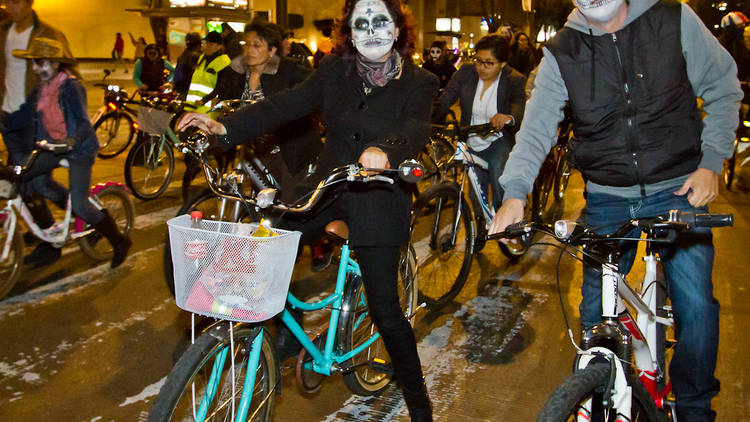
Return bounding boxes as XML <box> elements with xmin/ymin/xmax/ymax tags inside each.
<box><xmin>0</xmin><ymin>61</ymin><xmax>748</xmax><ymax>421</ymax></box>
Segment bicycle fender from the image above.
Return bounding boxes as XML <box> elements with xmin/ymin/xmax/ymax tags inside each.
<box><xmin>576</xmin><ymin>347</ymin><xmax>632</xmax><ymax>421</ymax></box>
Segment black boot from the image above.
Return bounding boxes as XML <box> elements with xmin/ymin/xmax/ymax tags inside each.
<box><xmin>402</xmin><ymin>382</ymin><xmax>433</xmax><ymax>422</ymax></box>
<box><xmin>92</xmin><ymin>213</ymin><xmax>132</xmax><ymax>268</ymax></box>
<box><xmin>275</xmin><ymin>307</ymin><xmax>303</xmax><ymax>362</ymax></box>
<box><xmin>24</xmin><ymin>242</ymin><xmax>61</xmax><ymax>267</ymax></box>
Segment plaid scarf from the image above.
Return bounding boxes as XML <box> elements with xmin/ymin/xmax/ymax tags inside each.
<box><xmin>355</xmin><ymin>50</ymin><xmax>402</xmax><ymax>89</ymax></box>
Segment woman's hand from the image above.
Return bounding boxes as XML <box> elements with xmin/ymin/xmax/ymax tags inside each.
<box><xmin>177</xmin><ymin>112</ymin><xmax>227</xmax><ymax>135</ymax></box>
<box><xmin>358</xmin><ymin>147</ymin><xmax>390</xmax><ymax>174</ymax></box>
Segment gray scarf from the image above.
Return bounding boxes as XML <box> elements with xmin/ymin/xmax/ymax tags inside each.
<box><xmin>355</xmin><ymin>50</ymin><xmax>403</xmax><ymax>89</ymax></box>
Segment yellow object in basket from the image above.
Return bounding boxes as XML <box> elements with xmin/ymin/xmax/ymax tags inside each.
<box><xmin>252</xmin><ymin>219</ymin><xmax>278</xmax><ymax>238</ymax></box>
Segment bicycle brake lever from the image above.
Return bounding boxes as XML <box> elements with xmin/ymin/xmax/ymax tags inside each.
<box><xmin>361</xmin><ymin>175</ymin><xmax>394</xmax><ymax>184</ymax></box>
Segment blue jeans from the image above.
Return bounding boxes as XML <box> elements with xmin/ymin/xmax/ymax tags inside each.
<box><xmin>470</xmin><ymin>137</ymin><xmax>512</xmax><ymax>210</ymax></box>
<box><xmin>583</xmin><ymin>189</ymin><xmax>720</xmax><ymax>421</ymax></box>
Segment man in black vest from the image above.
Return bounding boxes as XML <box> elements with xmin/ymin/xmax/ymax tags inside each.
<box><xmin>489</xmin><ymin>1</ymin><xmax>742</xmax><ymax>420</ymax></box>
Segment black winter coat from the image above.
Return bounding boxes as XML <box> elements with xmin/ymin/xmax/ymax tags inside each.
<box><xmin>219</xmin><ymin>55</ymin><xmax>439</xmax><ymax>246</ymax></box>
<box><xmin>211</xmin><ymin>57</ymin><xmax>322</xmax><ymax>174</ymax></box>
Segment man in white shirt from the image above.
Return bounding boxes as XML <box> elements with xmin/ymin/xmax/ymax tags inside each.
<box><xmin>435</xmin><ymin>34</ymin><xmax>526</xmax><ymax>211</ymax></box>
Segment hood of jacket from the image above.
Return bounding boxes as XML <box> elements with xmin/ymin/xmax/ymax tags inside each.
<box><xmin>564</xmin><ymin>0</ymin><xmax>659</xmax><ymax>34</ymax></box>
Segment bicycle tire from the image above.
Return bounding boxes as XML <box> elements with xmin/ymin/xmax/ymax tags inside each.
<box><xmin>78</xmin><ymin>185</ymin><xmax>136</xmax><ymax>261</ymax></box>
<box><xmin>124</xmin><ymin>136</ymin><xmax>174</xmax><ymax>200</ymax></box>
<box><xmin>410</xmin><ymin>182</ymin><xmax>474</xmax><ymax>309</ymax></box>
<box><xmin>0</xmin><ymin>228</ymin><xmax>24</xmax><ymax>299</ymax></box>
<box><xmin>337</xmin><ymin>245</ymin><xmax>418</xmax><ymax>395</ymax></box>
<box><xmin>537</xmin><ymin>362</ymin><xmax>664</xmax><ymax>422</ymax></box>
<box><xmin>554</xmin><ymin>154</ymin><xmax>571</xmax><ymax>202</ymax></box>
<box><xmin>94</xmin><ymin>112</ymin><xmax>135</xmax><ymax>159</ymax></box>
<box><xmin>163</xmin><ymin>188</ymin><xmax>258</xmax><ymax>296</ymax></box>
<box><xmin>148</xmin><ymin>324</ymin><xmax>277</xmax><ymax>422</ymax></box>
<box><xmin>723</xmin><ymin>148</ymin><xmax>737</xmax><ymax>190</ymax></box>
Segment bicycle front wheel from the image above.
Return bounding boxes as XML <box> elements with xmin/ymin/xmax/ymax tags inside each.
<box><xmin>148</xmin><ymin>324</ymin><xmax>277</xmax><ymax>422</ymax></box>
<box><xmin>94</xmin><ymin>112</ymin><xmax>135</xmax><ymax>159</ymax></box>
<box><xmin>537</xmin><ymin>362</ymin><xmax>663</xmax><ymax>422</ymax></box>
<box><xmin>410</xmin><ymin>183</ymin><xmax>474</xmax><ymax>309</ymax></box>
<box><xmin>337</xmin><ymin>245</ymin><xmax>418</xmax><ymax>395</ymax></box>
<box><xmin>125</xmin><ymin>135</ymin><xmax>175</xmax><ymax>200</ymax></box>
<box><xmin>0</xmin><ymin>226</ymin><xmax>24</xmax><ymax>299</ymax></box>
<box><xmin>79</xmin><ymin>185</ymin><xmax>135</xmax><ymax>261</ymax></box>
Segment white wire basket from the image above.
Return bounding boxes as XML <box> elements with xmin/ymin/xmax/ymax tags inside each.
<box><xmin>136</xmin><ymin>105</ymin><xmax>173</xmax><ymax>135</ymax></box>
<box><xmin>167</xmin><ymin>215</ymin><xmax>301</xmax><ymax>323</ymax></box>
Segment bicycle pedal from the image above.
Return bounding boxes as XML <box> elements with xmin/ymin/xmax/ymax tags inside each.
<box><xmin>342</xmin><ymin>358</ymin><xmax>393</xmax><ymax>376</ymax></box>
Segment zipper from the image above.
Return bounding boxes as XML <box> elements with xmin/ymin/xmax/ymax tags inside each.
<box><xmin>612</xmin><ymin>33</ymin><xmax>645</xmax><ymax>196</ymax></box>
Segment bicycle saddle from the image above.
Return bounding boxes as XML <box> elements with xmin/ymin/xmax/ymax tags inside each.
<box><xmin>325</xmin><ymin>220</ymin><xmax>349</xmax><ymax>240</ymax></box>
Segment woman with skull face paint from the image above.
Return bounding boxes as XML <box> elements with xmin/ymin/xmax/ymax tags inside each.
<box><xmin>178</xmin><ymin>0</ymin><xmax>438</xmax><ymax>419</ymax></box>
<box><xmin>422</xmin><ymin>40</ymin><xmax>455</xmax><ymax>88</ymax></box>
<box><xmin>2</xmin><ymin>37</ymin><xmax>132</xmax><ymax>268</ymax></box>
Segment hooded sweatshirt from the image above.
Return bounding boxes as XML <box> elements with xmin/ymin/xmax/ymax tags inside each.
<box><xmin>499</xmin><ymin>0</ymin><xmax>742</xmax><ymax>201</ymax></box>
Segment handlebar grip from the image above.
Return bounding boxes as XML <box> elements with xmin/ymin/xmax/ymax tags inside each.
<box><xmin>693</xmin><ymin>213</ymin><xmax>734</xmax><ymax>228</ymax></box>
<box><xmin>487</xmin><ymin>221</ymin><xmax>528</xmax><ymax>240</ymax></box>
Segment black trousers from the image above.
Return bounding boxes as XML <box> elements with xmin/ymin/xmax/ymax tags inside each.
<box><xmin>279</xmin><ymin>197</ymin><xmax>424</xmax><ymax>390</ymax></box>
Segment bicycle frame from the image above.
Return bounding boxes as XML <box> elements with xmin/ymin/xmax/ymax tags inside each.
<box><xmin>576</xmin><ymin>238</ymin><xmax>675</xmax><ymax>419</ymax></box>
<box><xmin>191</xmin><ymin>241</ymin><xmax>381</xmax><ymax>422</ymax></box>
<box><xmin>452</xmin><ymin>140</ymin><xmax>495</xmax><ymax>229</ymax></box>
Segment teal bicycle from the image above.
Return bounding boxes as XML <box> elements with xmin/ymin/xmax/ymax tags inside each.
<box><xmin>148</xmin><ymin>132</ymin><xmax>424</xmax><ymax>421</ymax></box>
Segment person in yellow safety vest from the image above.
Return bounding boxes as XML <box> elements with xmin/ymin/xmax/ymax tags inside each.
<box><xmin>186</xmin><ymin>31</ymin><xmax>230</xmax><ymax>113</ymax></box>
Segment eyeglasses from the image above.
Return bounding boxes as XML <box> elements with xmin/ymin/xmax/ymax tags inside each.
<box><xmin>475</xmin><ymin>58</ymin><xmax>500</xmax><ymax>69</ymax></box>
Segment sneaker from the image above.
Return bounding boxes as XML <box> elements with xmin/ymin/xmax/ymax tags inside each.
<box><xmin>23</xmin><ymin>231</ymin><xmax>41</xmax><ymax>247</ymax></box>
<box><xmin>24</xmin><ymin>242</ymin><xmax>61</xmax><ymax>267</ymax></box>
<box><xmin>311</xmin><ymin>240</ymin><xmax>333</xmax><ymax>272</ymax></box>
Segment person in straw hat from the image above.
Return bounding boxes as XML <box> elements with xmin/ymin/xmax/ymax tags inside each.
<box><xmin>2</xmin><ymin>36</ymin><xmax>132</xmax><ymax>268</ymax></box>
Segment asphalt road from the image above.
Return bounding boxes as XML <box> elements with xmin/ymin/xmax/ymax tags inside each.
<box><xmin>0</xmin><ymin>61</ymin><xmax>748</xmax><ymax>421</ymax></box>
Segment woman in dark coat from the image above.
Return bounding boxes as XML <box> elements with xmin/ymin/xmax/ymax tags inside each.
<box><xmin>178</xmin><ymin>0</ymin><xmax>438</xmax><ymax>419</ymax></box>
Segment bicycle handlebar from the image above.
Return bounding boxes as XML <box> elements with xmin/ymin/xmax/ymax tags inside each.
<box><xmin>179</xmin><ymin>129</ymin><xmax>426</xmax><ymax>214</ymax></box>
<box><xmin>487</xmin><ymin>209</ymin><xmax>734</xmax><ymax>245</ymax></box>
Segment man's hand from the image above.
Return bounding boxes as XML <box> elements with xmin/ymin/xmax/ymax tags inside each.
<box><xmin>488</xmin><ymin>198</ymin><xmax>525</xmax><ymax>243</ymax></box>
<box><xmin>490</xmin><ymin>113</ymin><xmax>513</xmax><ymax>130</ymax></box>
<box><xmin>177</xmin><ymin>112</ymin><xmax>227</xmax><ymax>135</ymax></box>
<box><xmin>673</xmin><ymin>168</ymin><xmax>719</xmax><ymax>207</ymax></box>
<box><xmin>359</xmin><ymin>147</ymin><xmax>390</xmax><ymax>174</ymax></box>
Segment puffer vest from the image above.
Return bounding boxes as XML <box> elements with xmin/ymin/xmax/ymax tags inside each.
<box><xmin>547</xmin><ymin>0</ymin><xmax>702</xmax><ymax>188</ymax></box>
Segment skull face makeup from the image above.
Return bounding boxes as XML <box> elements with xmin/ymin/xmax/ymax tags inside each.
<box><xmin>429</xmin><ymin>48</ymin><xmax>441</xmax><ymax>61</ymax></box>
<box><xmin>574</xmin><ymin>0</ymin><xmax>625</xmax><ymax>24</ymax></box>
<box><xmin>350</xmin><ymin>0</ymin><xmax>399</xmax><ymax>62</ymax></box>
<box><xmin>32</xmin><ymin>59</ymin><xmax>60</xmax><ymax>83</ymax></box>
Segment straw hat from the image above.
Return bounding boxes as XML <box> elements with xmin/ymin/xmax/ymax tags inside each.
<box><xmin>12</xmin><ymin>37</ymin><xmax>77</xmax><ymax>64</ymax></box>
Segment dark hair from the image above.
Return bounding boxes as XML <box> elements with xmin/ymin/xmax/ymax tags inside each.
<box><xmin>244</xmin><ymin>20</ymin><xmax>283</xmax><ymax>51</ymax></box>
<box><xmin>335</xmin><ymin>0</ymin><xmax>417</xmax><ymax>60</ymax></box>
<box><xmin>429</xmin><ymin>40</ymin><xmax>444</xmax><ymax>50</ymax></box>
<box><xmin>475</xmin><ymin>34</ymin><xmax>510</xmax><ymax>63</ymax></box>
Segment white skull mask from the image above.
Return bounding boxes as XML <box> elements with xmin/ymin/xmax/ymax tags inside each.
<box><xmin>350</xmin><ymin>0</ymin><xmax>399</xmax><ymax>61</ymax></box>
<box><xmin>574</xmin><ymin>0</ymin><xmax>625</xmax><ymax>24</ymax></box>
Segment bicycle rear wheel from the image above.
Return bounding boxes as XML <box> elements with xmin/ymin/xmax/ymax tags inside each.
<box><xmin>78</xmin><ymin>185</ymin><xmax>135</xmax><ymax>261</ymax></box>
<box><xmin>337</xmin><ymin>245</ymin><xmax>418</xmax><ymax>395</ymax></box>
<box><xmin>0</xmin><ymin>226</ymin><xmax>23</xmax><ymax>299</ymax></box>
<box><xmin>94</xmin><ymin>112</ymin><xmax>135</xmax><ymax>159</ymax></box>
<box><xmin>125</xmin><ymin>135</ymin><xmax>174</xmax><ymax>200</ymax></box>
<box><xmin>410</xmin><ymin>183</ymin><xmax>474</xmax><ymax>309</ymax></box>
<box><xmin>148</xmin><ymin>324</ymin><xmax>277</xmax><ymax>422</ymax></box>
<box><xmin>537</xmin><ymin>362</ymin><xmax>663</xmax><ymax>422</ymax></box>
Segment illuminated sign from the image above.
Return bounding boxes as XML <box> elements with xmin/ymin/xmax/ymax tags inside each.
<box><xmin>169</xmin><ymin>0</ymin><xmax>248</xmax><ymax>7</ymax></box>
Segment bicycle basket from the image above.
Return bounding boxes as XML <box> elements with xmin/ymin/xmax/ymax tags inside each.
<box><xmin>136</xmin><ymin>105</ymin><xmax>173</xmax><ymax>135</ymax></box>
<box><xmin>167</xmin><ymin>215</ymin><xmax>301</xmax><ymax>323</ymax></box>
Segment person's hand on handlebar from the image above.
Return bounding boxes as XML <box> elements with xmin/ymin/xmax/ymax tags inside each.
<box><xmin>359</xmin><ymin>147</ymin><xmax>390</xmax><ymax>175</ymax></box>
<box><xmin>177</xmin><ymin>112</ymin><xmax>228</xmax><ymax>135</ymax></box>
<box><xmin>488</xmin><ymin>198</ymin><xmax>525</xmax><ymax>243</ymax></box>
<box><xmin>490</xmin><ymin>113</ymin><xmax>514</xmax><ymax>130</ymax></box>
